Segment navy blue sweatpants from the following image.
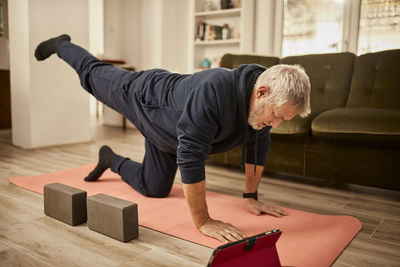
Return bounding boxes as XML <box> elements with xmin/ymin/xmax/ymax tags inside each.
<box><xmin>57</xmin><ymin>42</ymin><xmax>177</xmax><ymax>198</ymax></box>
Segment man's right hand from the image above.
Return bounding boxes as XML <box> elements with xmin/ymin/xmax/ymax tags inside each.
<box><xmin>182</xmin><ymin>180</ymin><xmax>246</xmax><ymax>243</ymax></box>
<box><xmin>199</xmin><ymin>217</ymin><xmax>246</xmax><ymax>244</ymax></box>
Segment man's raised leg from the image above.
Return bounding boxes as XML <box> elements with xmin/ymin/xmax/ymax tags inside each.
<box><xmin>35</xmin><ymin>35</ymin><xmax>139</xmax><ymax>120</ymax></box>
<box><xmin>35</xmin><ymin>35</ymin><xmax>143</xmax><ymax>186</ymax></box>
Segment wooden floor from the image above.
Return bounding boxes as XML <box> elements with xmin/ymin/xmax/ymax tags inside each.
<box><xmin>1</xmin><ymin>125</ymin><xmax>399</xmax><ymax>266</ymax></box>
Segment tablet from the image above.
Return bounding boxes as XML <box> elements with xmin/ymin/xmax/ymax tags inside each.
<box><xmin>207</xmin><ymin>229</ymin><xmax>282</xmax><ymax>267</ymax></box>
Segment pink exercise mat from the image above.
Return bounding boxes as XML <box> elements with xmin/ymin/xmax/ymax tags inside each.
<box><xmin>9</xmin><ymin>164</ymin><xmax>361</xmax><ymax>267</ymax></box>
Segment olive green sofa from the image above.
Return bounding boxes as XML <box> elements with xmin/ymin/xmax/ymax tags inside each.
<box><xmin>209</xmin><ymin>49</ymin><xmax>400</xmax><ymax>190</ymax></box>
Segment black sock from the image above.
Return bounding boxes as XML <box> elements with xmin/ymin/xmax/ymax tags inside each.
<box><xmin>84</xmin><ymin>145</ymin><xmax>116</xmax><ymax>182</ymax></box>
<box><xmin>34</xmin><ymin>34</ymin><xmax>71</xmax><ymax>61</ymax></box>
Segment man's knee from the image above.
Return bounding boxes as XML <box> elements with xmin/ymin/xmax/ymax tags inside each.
<box><xmin>140</xmin><ymin>164</ymin><xmax>175</xmax><ymax>198</ymax></box>
<box><xmin>141</xmin><ymin>177</ymin><xmax>173</xmax><ymax>198</ymax></box>
<box><xmin>142</xmin><ymin>187</ymin><xmax>170</xmax><ymax>198</ymax></box>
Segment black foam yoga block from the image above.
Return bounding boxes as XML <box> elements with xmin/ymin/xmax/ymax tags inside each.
<box><xmin>87</xmin><ymin>193</ymin><xmax>138</xmax><ymax>242</ymax></box>
<box><xmin>44</xmin><ymin>183</ymin><xmax>87</xmax><ymax>226</ymax></box>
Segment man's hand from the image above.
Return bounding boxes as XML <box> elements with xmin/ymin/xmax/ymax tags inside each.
<box><xmin>244</xmin><ymin>198</ymin><xmax>288</xmax><ymax>217</ymax></box>
<box><xmin>199</xmin><ymin>217</ymin><xmax>246</xmax><ymax>244</ymax></box>
<box><xmin>182</xmin><ymin>181</ymin><xmax>246</xmax><ymax>244</ymax></box>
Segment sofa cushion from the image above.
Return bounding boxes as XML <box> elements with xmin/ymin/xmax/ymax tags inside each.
<box><xmin>271</xmin><ymin>116</ymin><xmax>310</xmax><ymax>135</ymax></box>
<box><xmin>347</xmin><ymin>49</ymin><xmax>400</xmax><ymax>110</ymax></box>
<box><xmin>312</xmin><ymin>108</ymin><xmax>400</xmax><ymax>145</ymax></box>
<box><xmin>220</xmin><ymin>54</ymin><xmax>279</xmax><ymax>69</ymax></box>
<box><xmin>280</xmin><ymin>53</ymin><xmax>355</xmax><ymax>122</ymax></box>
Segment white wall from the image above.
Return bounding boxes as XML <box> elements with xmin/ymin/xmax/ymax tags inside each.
<box><xmin>141</xmin><ymin>0</ymin><xmax>163</xmax><ymax>69</ymax></box>
<box><xmin>254</xmin><ymin>0</ymin><xmax>273</xmax><ymax>56</ymax></box>
<box><xmin>88</xmin><ymin>0</ymin><xmax>104</xmax><ymax>121</ymax></box>
<box><xmin>102</xmin><ymin>0</ymin><xmax>142</xmax><ymax>127</ymax></box>
<box><xmin>120</xmin><ymin>0</ymin><xmax>142</xmax><ymax>68</ymax></box>
<box><xmin>254</xmin><ymin>0</ymin><xmax>283</xmax><ymax>57</ymax></box>
<box><xmin>89</xmin><ymin>0</ymin><xmax>104</xmax><ymax>57</ymax></box>
<box><xmin>161</xmin><ymin>0</ymin><xmax>188</xmax><ymax>73</ymax></box>
<box><xmin>9</xmin><ymin>0</ymin><xmax>91</xmax><ymax>148</ymax></box>
<box><xmin>8</xmin><ymin>0</ymin><xmax>30</xmax><ymax>147</ymax></box>
<box><xmin>0</xmin><ymin>0</ymin><xmax>9</xmax><ymax>70</ymax></box>
<box><xmin>102</xmin><ymin>0</ymin><xmax>189</xmax><ymax>127</ymax></box>
<box><xmin>103</xmin><ymin>0</ymin><xmax>122</xmax><ymax>60</ymax></box>
<box><xmin>103</xmin><ymin>0</ymin><xmax>187</xmax><ymax>72</ymax></box>
<box><xmin>0</xmin><ymin>38</ymin><xmax>9</xmax><ymax>70</ymax></box>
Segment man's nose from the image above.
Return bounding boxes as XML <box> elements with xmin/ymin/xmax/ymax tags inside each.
<box><xmin>272</xmin><ymin>118</ymin><xmax>283</xmax><ymax>128</ymax></box>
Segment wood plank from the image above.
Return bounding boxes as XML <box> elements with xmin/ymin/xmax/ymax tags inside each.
<box><xmin>0</xmin><ymin>243</ymin><xmax>49</xmax><ymax>267</ymax></box>
<box><xmin>118</xmin><ymin>249</ymin><xmax>204</xmax><ymax>267</ymax></box>
<box><xmin>371</xmin><ymin>218</ymin><xmax>400</xmax><ymax>245</ymax></box>
<box><xmin>333</xmin><ymin>232</ymin><xmax>400</xmax><ymax>266</ymax></box>
<box><xmin>136</xmin><ymin>227</ymin><xmax>212</xmax><ymax>266</ymax></box>
<box><xmin>1</xmin><ymin>217</ymin><xmax>151</xmax><ymax>266</ymax></box>
<box><xmin>343</xmin><ymin>197</ymin><xmax>400</xmax><ymax>221</ymax></box>
<box><xmin>0</xmin><ymin>194</ymin><xmax>43</xmax><ymax>230</ymax></box>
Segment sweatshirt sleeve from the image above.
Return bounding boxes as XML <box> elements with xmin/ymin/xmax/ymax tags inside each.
<box><xmin>246</xmin><ymin>127</ymin><xmax>271</xmax><ymax>166</ymax></box>
<box><xmin>176</xmin><ymin>83</ymin><xmax>220</xmax><ymax>184</ymax></box>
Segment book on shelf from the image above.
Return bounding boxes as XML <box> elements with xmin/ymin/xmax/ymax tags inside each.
<box><xmin>201</xmin><ymin>0</ymin><xmax>241</xmax><ymax>11</ymax></box>
<box><xmin>196</xmin><ymin>21</ymin><xmax>232</xmax><ymax>42</ymax></box>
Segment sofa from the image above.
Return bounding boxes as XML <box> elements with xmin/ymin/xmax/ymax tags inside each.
<box><xmin>208</xmin><ymin>49</ymin><xmax>400</xmax><ymax>190</ymax></box>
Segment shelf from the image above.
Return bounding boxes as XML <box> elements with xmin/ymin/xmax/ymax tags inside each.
<box><xmin>194</xmin><ymin>39</ymin><xmax>240</xmax><ymax>45</ymax></box>
<box><xmin>190</xmin><ymin>0</ymin><xmax>254</xmax><ymax>73</ymax></box>
<box><xmin>195</xmin><ymin>8</ymin><xmax>241</xmax><ymax>18</ymax></box>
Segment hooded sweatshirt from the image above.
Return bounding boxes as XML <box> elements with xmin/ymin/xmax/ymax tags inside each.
<box><xmin>128</xmin><ymin>64</ymin><xmax>272</xmax><ymax>183</ymax></box>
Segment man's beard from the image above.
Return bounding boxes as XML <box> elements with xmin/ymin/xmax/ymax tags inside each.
<box><xmin>248</xmin><ymin>100</ymin><xmax>267</xmax><ymax>130</ymax></box>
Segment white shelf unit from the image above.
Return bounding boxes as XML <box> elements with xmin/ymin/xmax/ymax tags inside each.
<box><xmin>194</xmin><ymin>39</ymin><xmax>241</xmax><ymax>45</ymax></box>
<box><xmin>195</xmin><ymin>7</ymin><xmax>242</xmax><ymax>17</ymax></box>
<box><xmin>188</xmin><ymin>0</ymin><xmax>255</xmax><ymax>73</ymax></box>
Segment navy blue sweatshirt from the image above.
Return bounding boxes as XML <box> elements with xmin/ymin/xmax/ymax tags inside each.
<box><xmin>128</xmin><ymin>64</ymin><xmax>271</xmax><ymax>183</ymax></box>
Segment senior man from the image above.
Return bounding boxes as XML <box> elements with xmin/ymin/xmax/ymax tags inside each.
<box><xmin>35</xmin><ymin>34</ymin><xmax>311</xmax><ymax>244</ymax></box>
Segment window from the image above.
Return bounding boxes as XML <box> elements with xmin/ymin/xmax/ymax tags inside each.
<box><xmin>280</xmin><ymin>0</ymin><xmax>400</xmax><ymax>57</ymax></box>
<box><xmin>358</xmin><ymin>0</ymin><xmax>400</xmax><ymax>54</ymax></box>
<box><xmin>282</xmin><ymin>0</ymin><xmax>346</xmax><ymax>57</ymax></box>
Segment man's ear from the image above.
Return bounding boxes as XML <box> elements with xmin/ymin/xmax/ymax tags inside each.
<box><xmin>256</xmin><ymin>86</ymin><xmax>270</xmax><ymax>99</ymax></box>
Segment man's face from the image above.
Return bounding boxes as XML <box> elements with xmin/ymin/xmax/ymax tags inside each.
<box><xmin>248</xmin><ymin>97</ymin><xmax>299</xmax><ymax>130</ymax></box>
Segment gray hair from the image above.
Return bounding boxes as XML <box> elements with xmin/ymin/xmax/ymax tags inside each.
<box><xmin>255</xmin><ymin>64</ymin><xmax>311</xmax><ymax>117</ymax></box>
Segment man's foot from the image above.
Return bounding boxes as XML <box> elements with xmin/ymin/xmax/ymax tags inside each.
<box><xmin>84</xmin><ymin>145</ymin><xmax>116</xmax><ymax>182</ymax></box>
<box><xmin>34</xmin><ymin>34</ymin><xmax>71</xmax><ymax>61</ymax></box>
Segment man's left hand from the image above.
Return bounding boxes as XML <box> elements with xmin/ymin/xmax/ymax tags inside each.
<box><xmin>244</xmin><ymin>198</ymin><xmax>288</xmax><ymax>217</ymax></box>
